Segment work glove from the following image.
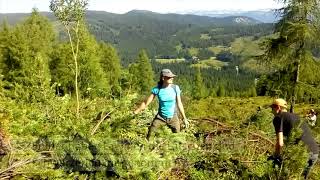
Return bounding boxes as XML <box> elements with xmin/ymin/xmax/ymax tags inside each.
<box><xmin>267</xmin><ymin>154</ymin><xmax>282</xmax><ymax>167</ymax></box>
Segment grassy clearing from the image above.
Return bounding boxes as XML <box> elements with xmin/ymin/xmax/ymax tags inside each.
<box><xmin>242</xmin><ymin>58</ymin><xmax>269</xmax><ymax>73</ymax></box>
<box><xmin>211</xmin><ymin>27</ymin><xmax>224</xmax><ymax>32</ymax></box>
<box><xmin>155</xmin><ymin>58</ymin><xmax>186</xmax><ymax>64</ymax></box>
<box><xmin>201</xmin><ymin>58</ymin><xmax>227</xmax><ymax>66</ymax></box>
<box><xmin>188</xmin><ymin>48</ymin><xmax>199</xmax><ymax>56</ymax></box>
<box><xmin>208</xmin><ymin>46</ymin><xmax>229</xmax><ymax>54</ymax></box>
<box><xmin>190</xmin><ymin>58</ymin><xmax>227</xmax><ymax>69</ymax></box>
<box><xmin>230</xmin><ymin>37</ymin><xmax>263</xmax><ymax>57</ymax></box>
<box><xmin>200</xmin><ymin>33</ymin><xmax>211</xmax><ymax>40</ymax></box>
<box><xmin>190</xmin><ymin>63</ymin><xmax>211</xmax><ymax>68</ymax></box>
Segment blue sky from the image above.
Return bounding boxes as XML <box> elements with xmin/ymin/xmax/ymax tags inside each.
<box><xmin>0</xmin><ymin>0</ymin><xmax>283</xmax><ymax>13</ymax></box>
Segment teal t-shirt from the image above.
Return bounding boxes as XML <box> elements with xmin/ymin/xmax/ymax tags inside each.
<box><xmin>152</xmin><ymin>85</ymin><xmax>181</xmax><ymax>118</ymax></box>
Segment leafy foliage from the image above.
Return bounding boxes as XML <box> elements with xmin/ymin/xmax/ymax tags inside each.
<box><xmin>0</xmin><ymin>10</ymin><xmax>54</xmax><ymax>102</ymax></box>
<box><xmin>50</xmin><ymin>24</ymin><xmax>110</xmax><ymax>98</ymax></box>
<box><xmin>99</xmin><ymin>42</ymin><xmax>122</xmax><ymax>97</ymax></box>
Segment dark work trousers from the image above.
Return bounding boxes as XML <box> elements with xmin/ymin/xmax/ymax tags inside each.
<box><xmin>146</xmin><ymin>114</ymin><xmax>180</xmax><ymax>140</ymax></box>
<box><xmin>303</xmin><ymin>152</ymin><xmax>318</xmax><ymax>179</ymax></box>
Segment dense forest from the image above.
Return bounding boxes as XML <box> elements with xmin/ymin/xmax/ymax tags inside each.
<box><xmin>1</xmin><ymin>0</ymin><xmax>320</xmax><ymax>179</ymax></box>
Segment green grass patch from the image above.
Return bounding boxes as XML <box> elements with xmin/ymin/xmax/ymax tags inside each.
<box><xmin>190</xmin><ymin>63</ymin><xmax>211</xmax><ymax>69</ymax></box>
<box><xmin>231</xmin><ymin>37</ymin><xmax>263</xmax><ymax>57</ymax></box>
<box><xmin>211</xmin><ymin>27</ymin><xmax>224</xmax><ymax>32</ymax></box>
<box><xmin>155</xmin><ymin>58</ymin><xmax>186</xmax><ymax>64</ymax></box>
<box><xmin>208</xmin><ymin>46</ymin><xmax>229</xmax><ymax>54</ymax></box>
<box><xmin>190</xmin><ymin>59</ymin><xmax>227</xmax><ymax>69</ymax></box>
<box><xmin>175</xmin><ymin>44</ymin><xmax>183</xmax><ymax>52</ymax></box>
<box><xmin>200</xmin><ymin>33</ymin><xmax>211</xmax><ymax>40</ymax></box>
<box><xmin>188</xmin><ymin>48</ymin><xmax>198</xmax><ymax>56</ymax></box>
<box><xmin>202</xmin><ymin>59</ymin><xmax>226</xmax><ymax>66</ymax></box>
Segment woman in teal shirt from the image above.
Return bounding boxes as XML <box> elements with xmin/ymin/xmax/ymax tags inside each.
<box><xmin>134</xmin><ymin>69</ymin><xmax>189</xmax><ymax>140</ymax></box>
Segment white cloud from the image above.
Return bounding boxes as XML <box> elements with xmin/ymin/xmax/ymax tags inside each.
<box><xmin>88</xmin><ymin>0</ymin><xmax>282</xmax><ymax>13</ymax></box>
<box><xmin>0</xmin><ymin>0</ymin><xmax>282</xmax><ymax>13</ymax></box>
<box><xmin>0</xmin><ymin>0</ymin><xmax>50</xmax><ymax>13</ymax></box>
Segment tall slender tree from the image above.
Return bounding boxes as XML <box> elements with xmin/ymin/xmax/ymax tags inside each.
<box><xmin>136</xmin><ymin>49</ymin><xmax>154</xmax><ymax>93</ymax></box>
<box><xmin>50</xmin><ymin>0</ymin><xmax>88</xmax><ymax>116</ymax></box>
<box><xmin>263</xmin><ymin>0</ymin><xmax>320</xmax><ymax>112</ymax></box>
<box><xmin>99</xmin><ymin>42</ymin><xmax>122</xmax><ymax>97</ymax></box>
<box><xmin>192</xmin><ymin>67</ymin><xmax>206</xmax><ymax>99</ymax></box>
<box><xmin>77</xmin><ymin>23</ymin><xmax>110</xmax><ymax>98</ymax></box>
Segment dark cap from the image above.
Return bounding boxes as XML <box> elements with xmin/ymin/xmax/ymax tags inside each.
<box><xmin>161</xmin><ymin>69</ymin><xmax>176</xmax><ymax>78</ymax></box>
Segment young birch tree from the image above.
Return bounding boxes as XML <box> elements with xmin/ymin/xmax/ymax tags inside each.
<box><xmin>49</xmin><ymin>0</ymin><xmax>88</xmax><ymax>117</ymax></box>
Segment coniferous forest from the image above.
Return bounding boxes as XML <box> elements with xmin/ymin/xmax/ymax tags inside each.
<box><xmin>1</xmin><ymin>0</ymin><xmax>320</xmax><ymax>179</ymax></box>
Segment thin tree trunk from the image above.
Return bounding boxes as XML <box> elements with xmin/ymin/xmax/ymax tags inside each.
<box><xmin>290</xmin><ymin>61</ymin><xmax>300</xmax><ymax>113</ymax></box>
<box><xmin>290</xmin><ymin>42</ymin><xmax>304</xmax><ymax>113</ymax></box>
<box><xmin>75</xmin><ymin>21</ymin><xmax>80</xmax><ymax>117</ymax></box>
<box><xmin>291</xmin><ymin>5</ymin><xmax>309</xmax><ymax>112</ymax></box>
<box><xmin>65</xmin><ymin>24</ymin><xmax>80</xmax><ymax>117</ymax></box>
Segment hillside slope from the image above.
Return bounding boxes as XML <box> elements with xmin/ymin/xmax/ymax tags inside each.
<box><xmin>0</xmin><ymin>10</ymin><xmax>271</xmax><ymax>63</ymax></box>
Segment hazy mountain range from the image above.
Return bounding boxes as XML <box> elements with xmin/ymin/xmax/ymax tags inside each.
<box><xmin>0</xmin><ymin>10</ymin><xmax>262</xmax><ymax>26</ymax></box>
<box><xmin>177</xmin><ymin>9</ymin><xmax>279</xmax><ymax>23</ymax></box>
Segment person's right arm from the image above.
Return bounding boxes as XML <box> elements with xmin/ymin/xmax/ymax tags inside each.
<box><xmin>273</xmin><ymin>116</ymin><xmax>284</xmax><ymax>155</ymax></box>
<box><xmin>134</xmin><ymin>94</ymin><xmax>156</xmax><ymax>114</ymax></box>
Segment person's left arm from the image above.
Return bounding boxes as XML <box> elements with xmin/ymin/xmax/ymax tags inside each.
<box><xmin>176</xmin><ymin>95</ymin><xmax>189</xmax><ymax>128</ymax></box>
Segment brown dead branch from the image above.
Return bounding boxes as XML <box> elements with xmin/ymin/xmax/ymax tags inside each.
<box><xmin>0</xmin><ymin>156</ymin><xmax>46</xmax><ymax>179</ymax></box>
<box><xmin>0</xmin><ymin>175</ymin><xmax>11</xmax><ymax>180</ymax></box>
<box><xmin>151</xmin><ymin>139</ymin><xmax>168</xmax><ymax>153</ymax></box>
<box><xmin>241</xmin><ymin>160</ymin><xmax>265</xmax><ymax>163</ymax></box>
<box><xmin>249</xmin><ymin>132</ymin><xmax>274</xmax><ymax>145</ymax></box>
<box><xmin>247</xmin><ymin>139</ymin><xmax>260</xmax><ymax>142</ymax></box>
<box><xmin>195</xmin><ymin>118</ymin><xmax>274</xmax><ymax>145</ymax></box>
<box><xmin>192</xmin><ymin>118</ymin><xmax>233</xmax><ymax>128</ymax></box>
<box><xmin>91</xmin><ymin>109</ymin><xmax>116</xmax><ymax>135</ymax></box>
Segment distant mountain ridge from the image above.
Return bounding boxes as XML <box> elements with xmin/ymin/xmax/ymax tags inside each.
<box><xmin>125</xmin><ymin>10</ymin><xmax>261</xmax><ymax>25</ymax></box>
<box><xmin>0</xmin><ymin>10</ymin><xmax>261</xmax><ymax>26</ymax></box>
<box><xmin>178</xmin><ymin>9</ymin><xmax>279</xmax><ymax>23</ymax></box>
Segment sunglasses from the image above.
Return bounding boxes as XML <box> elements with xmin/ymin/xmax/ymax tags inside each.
<box><xmin>164</xmin><ymin>76</ymin><xmax>174</xmax><ymax>79</ymax></box>
<box><xmin>270</xmin><ymin>104</ymin><xmax>277</xmax><ymax>108</ymax></box>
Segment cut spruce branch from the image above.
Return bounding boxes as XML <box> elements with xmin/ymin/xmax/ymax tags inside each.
<box><xmin>0</xmin><ymin>156</ymin><xmax>47</xmax><ymax>178</ymax></box>
<box><xmin>193</xmin><ymin>117</ymin><xmax>274</xmax><ymax>145</ymax></box>
<box><xmin>241</xmin><ymin>160</ymin><xmax>265</xmax><ymax>163</ymax></box>
<box><xmin>249</xmin><ymin>132</ymin><xmax>274</xmax><ymax>145</ymax></box>
<box><xmin>192</xmin><ymin>118</ymin><xmax>233</xmax><ymax>128</ymax></box>
<box><xmin>90</xmin><ymin>109</ymin><xmax>116</xmax><ymax>135</ymax></box>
